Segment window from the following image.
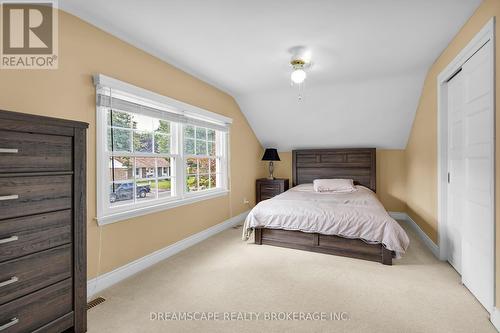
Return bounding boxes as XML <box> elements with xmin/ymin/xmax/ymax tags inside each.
<box><xmin>108</xmin><ymin>111</ymin><xmax>174</xmax><ymax>207</ymax></box>
<box><xmin>95</xmin><ymin>74</ymin><xmax>231</xmax><ymax>225</ymax></box>
<box><xmin>184</xmin><ymin>125</ymin><xmax>220</xmax><ymax>192</ymax></box>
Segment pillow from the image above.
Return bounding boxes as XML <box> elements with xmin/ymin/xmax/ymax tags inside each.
<box><xmin>313</xmin><ymin>179</ymin><xmax>355</xmax><ymax>193</ymax></box>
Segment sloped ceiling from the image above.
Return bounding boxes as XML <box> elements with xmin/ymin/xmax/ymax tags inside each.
<box><xmin>60</xmin><ymin>0</ymin><xmax>482</xmax><ymax>150</ymax></box>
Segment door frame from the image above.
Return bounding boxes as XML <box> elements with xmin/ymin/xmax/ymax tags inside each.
<box><xmin>437</xmin><ymin>17</ymin><xmax>495</xmax><ymax>312</ymax></box>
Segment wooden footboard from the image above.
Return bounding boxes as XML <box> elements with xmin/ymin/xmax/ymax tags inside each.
<box><xmin>254</xmin><ymin>228</ymin><xmax>392</xmax><ymax>265</ymax></box>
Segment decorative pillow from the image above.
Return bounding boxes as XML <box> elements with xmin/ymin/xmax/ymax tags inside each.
<box><xmin>313</xmin><ymin>179</ymin><xmax>355</xmax><ymax>193</ymax></box>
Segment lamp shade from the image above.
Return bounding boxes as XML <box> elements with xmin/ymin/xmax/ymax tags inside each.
<box><xmin>262</xmin><ymin>148</ymin><xmax>280</xmax><ymax>161</ymax></box>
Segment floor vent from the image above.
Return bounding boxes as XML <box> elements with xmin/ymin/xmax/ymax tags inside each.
<box><xmin>87</xmin><ymin>297</ymin><xmax>106</xmax><ymax>310</ymax></box>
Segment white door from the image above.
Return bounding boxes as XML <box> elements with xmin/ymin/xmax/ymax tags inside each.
<box><xmin>447</xmin><ymin>70</ymin><xmax>465</xmax><ymax>274</ymax></box>
<box><xmin>461</xmin><ymin>40</ymin><xmax>494</xmax><ymax>312</ymax></box>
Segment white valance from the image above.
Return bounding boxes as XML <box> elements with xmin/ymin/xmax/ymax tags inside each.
<box><xmin>94</xmin><ymin>74</ymin><xmax>232</xmax><ymax>132</ymax></box>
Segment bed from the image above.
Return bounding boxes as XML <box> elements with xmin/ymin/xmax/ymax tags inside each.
<box><xmin>243</xmin><ymin>148</ymin><xmax>409</xmax><ymax>265</ymax></box>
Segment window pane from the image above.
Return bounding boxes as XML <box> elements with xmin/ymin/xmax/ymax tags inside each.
<box><xmin>210</xmin><ymin>158</ymin><xmax>217</xmax><ymax>174</ymax></box>
<box><xmin>207</xmin><ymin>142</ymin><xmax>215</xmax><ymax>156</ymax></box>
<box><xmin>196</xmin><ymin>140</ymin><xmax>207</xmax><ymax>155</ymax></box>
<box><xmin>186</xmin><ymin>175</ymin><xmax>198</xmax><ymax>192</ymax></box>
<box><xmin>109</xmin><ymin>157</ymin><xmax>133</xmax><ymax>181</ymax></box>
<box><xmin>132</xmin><ymin>114</ymin><xmax>153</xmax><ymax>131</ymax></box>
<box><xmin>108</xmin><ymin>128</ymin><xmax>132</xmax><ymax>152</ymax></box>
<box><xmin>186</xmin><ymin>158</ymin><xmax>197</xmax><ymax>174</ymax></box>
<box><xmin>154</xmin><ymin>133</ymin><xmax>170</xmax><ymax>154</ymax></box>
<box><xmin>184</xmin><ymin>157</ymin><xmax>218</xmax><ymax>192</ymax></box>
<box><xmin>110</xmin><ymin>181</ymin><xmax>134</xmax><ymax>206</ymax></box>
<box><xmin>199</xmin><ymin>175</ymin><xmax>209</xmax><ymax>191</ymax></box>
<box><xmin>209</xmin><ymin>174</ymin><xmax>217</xmax><ymax>188</ymax></box>
<box><xmin>136</xmin><ymin>180</ymin><xmax>156</xmax><ymax>202</ymax></box>
<box><xmin>196</xmin><ymin>127</ymin><xmax>207</xmax><ymax>140</ymax></box>
<box><xmin>153</xmin><ymin>119</ymin><xmax>170</xmax><ymax>134</ymax></box>
<box><xmin>199</xmin><ymin>158</ymin><xmax>209</xmax><ymax>174</ymax></box>
<box><xmin>184</xmin><ymin>138</ymin><xmax>195</xmax><ymax>154</ymax></box>
<box><xmin>133</xmin><ymin>131</ymin><xmax>153</xmax><ymax>153</ymax></box>
<box><xmin>158</xmin><ymin>179</ymin><xmax>172</xmax><ymax>198</ymax></box>
<box><xmin>108</xmin><ymin>110</ymin><xmax>132</xmax><ymax>128</ymax></box>
<box><xmin>184</xmin><ymin>125</ymin><xmax>195</xmax><ymax>139</ymax></box>
<box><xmin>157</xmin><ymin>157</ymin><xmax>171</xmax><ymax>177</ymax></box>
<box><xmin>207</xmin><ymin>129</ymin><xmax>216</xmax><ymax>141</ymax></box>
<box><xmin>135</xmin><ymin>157</ymin><xmax>156</xmax><ymax>179</ymax></box>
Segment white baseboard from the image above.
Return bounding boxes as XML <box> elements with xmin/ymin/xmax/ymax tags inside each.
<box><xmin>490</xmin><ymin>308</ymin><xmax>500</xmax><ymax>332</ymax></box>
<box><xmin>389</xmin><ymin>211</ymin><xmax>440</xmax><ymax>259</ymax></box>
<box><xmin>87</xmin><ymin>210</ymin><xmax>249</xmax><ymax>300</ymax></box>
<box><xmin>387</xmin><ymin>211</ymin><xmax>407</xmax><ymax>221</ymax></box>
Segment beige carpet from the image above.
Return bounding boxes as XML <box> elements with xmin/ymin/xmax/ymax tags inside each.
<box><xmin>88</xmin><ymin>220</ymin><xmax>495</xmax><ymax>333</ymax></box>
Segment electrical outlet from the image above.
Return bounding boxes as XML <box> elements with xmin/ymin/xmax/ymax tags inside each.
<box><xmin>243</xmin><ymin>198</ymin><xmax>250</xmax><ymax>205</ymax></box>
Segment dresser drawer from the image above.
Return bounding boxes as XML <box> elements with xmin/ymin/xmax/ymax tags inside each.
<box><xmin>0</xmin><ymin>130</ymin><xmax>72</xmax><ymax>173</ymax></box>
<box><xmin>0</xmin><ymin>279</ymin><xmax>72</xmax><ymax>333</ymax></box>
<box><xmin>260</xmin><ymin>189</ymin><xmax>279</xmax><ymax>197</ymax></box>
<box><xmin>0</xmin><ymin>176</ymin><xmax>72</xmax><ymax>221</ymax></box>
<box><xmin>256</xmin><ymin>179</ymin><xmax>289</xmax><ymax>203</ymax></box>
<box><xmin>259</xmin><ymin>193</ymin><xmax>277</xmax><ymax>201</ymax></box>
<box><xmin>259</xmin><ymin>184</ymin><xmax>280</xmax><ymax>192</ymax></box>
<box><xmin>0</xmin><ymin>210</ymin><xmax>71</xmax><ymax>263</ymax></box>
<box><xmin>0</xmin><ymin>244</ymin><xmax>71</xmax><ymax>305</ymax></box>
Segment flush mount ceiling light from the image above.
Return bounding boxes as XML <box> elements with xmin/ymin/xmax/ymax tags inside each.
<box><xmin>289</xmin><ymin>47</ymin><xmax>311</xmax><ymax>101</ymax></box>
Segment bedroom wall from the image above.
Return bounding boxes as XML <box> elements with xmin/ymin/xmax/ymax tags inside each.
<box><xmin>0</xmin><ymin>10</ymin><xmax>264</xmax><ymax>278</ymax></box>
<box><xmin>268</xmin><ymin>150</ymin><xmax>406</xmax><ymax>212</ymax></box>
<box><xmin>404</xmin><ymin>0</ymin><xmax>500</xmax><ymax>301</ymax></box>
<box><xmin>376</xmin><ymin>150</ymin><xmax>407</xmax><ymax>212</ymax></box>
<box><xmin>268</xmin><ymin>151</ymin><xmax>293</xmax><ymax>181</ymax></box>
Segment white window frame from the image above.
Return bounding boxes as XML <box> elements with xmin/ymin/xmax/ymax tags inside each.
<box><xmin>95</xmin><ymin>74</ymin><xmax>231</xmax><ymax>225</ymax></box>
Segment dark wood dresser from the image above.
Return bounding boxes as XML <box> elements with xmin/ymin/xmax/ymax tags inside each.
<box><xmin>0</xmin><ymin>110</ymin><xmax>88</xmax><ymax>333</ymax></box>
<box><xmin>256</xmin><ymin>178</ymin><xmax>289</xmax><ymax>203</ymax></box>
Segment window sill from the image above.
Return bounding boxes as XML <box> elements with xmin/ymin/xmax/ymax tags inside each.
<box><xmin>96</xmin><ymin>189</ymin><xmax>229</xmax><ymax>226</ymax></box>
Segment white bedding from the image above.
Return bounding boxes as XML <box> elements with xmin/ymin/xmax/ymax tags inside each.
<box><xmin>243</xmin><ymin>184</ymin><xmax>409</xmax><ymax>258</ymax></box>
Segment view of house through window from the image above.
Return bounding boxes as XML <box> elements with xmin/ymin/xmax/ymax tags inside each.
<box><xmin>107</xmin><ymin>109</ymin><xmax>174</xmax><ymax>206</ymax></box>
<box><xmin>96</xmin><ymin>80</ymin><xmax>230</xmax><ymax>223</ymax></box>
<box><xmin>105</xmin><ymin>108</ymin><xmax>227</xmax><ymax>210</ymax></box>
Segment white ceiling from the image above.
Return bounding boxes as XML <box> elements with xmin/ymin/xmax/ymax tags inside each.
<box><xmin>60</xmin><ymin>0</ymin><xmax>482</xmax><ymax>150</ymax></box>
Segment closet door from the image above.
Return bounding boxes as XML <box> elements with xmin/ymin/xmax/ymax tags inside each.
<box><xmin>461</xmin><ymin>40</ymin><xmax>494</xmax><ymax>312</ymax></box>
<box><xmin>447</xmin><ymin>70</ymin><xmax>465</xmax><ymax>274</ymax></box>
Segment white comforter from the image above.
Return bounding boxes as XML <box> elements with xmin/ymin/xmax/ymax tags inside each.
<box><xmin>243</xmin><ymin>184</ymin><xmax>409</xmax><ymax>258</ymax></box>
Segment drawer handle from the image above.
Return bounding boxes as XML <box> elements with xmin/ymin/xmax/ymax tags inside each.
<box><xmin>0</xmin><ymin>276</ymin><xmax>18</xmax><ymax>288</ymax></box>
<box><xmin>0</xmin><ymin>318</ymin><xmax>19</xmax><ymax>331</ymax></box>
<box><xmin>0</xmin><ymin>148</ymin><xmax>18</xmax><ymax>154</ymax></box>
<box><xmin>0</xmin><ymin>195</ymin><xmax>18</xmax><ymax>201</ymax></box>
<box><xmin>0</xmin><ymin>236</ymin><xmax>18</xmax><ymax>244</ymax></box>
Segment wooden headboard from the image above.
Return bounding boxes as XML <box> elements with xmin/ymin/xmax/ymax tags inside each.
<box><xmin>292</xmin><ymin>148</ymin><xmax>376</xmax><ymax>192</ymax></box>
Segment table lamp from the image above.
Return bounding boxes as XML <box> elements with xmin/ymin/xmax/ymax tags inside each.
<box><xmin>262</xmin><ymin>148</ymin><xmax>280</xmax><ymax>180</ymax></box>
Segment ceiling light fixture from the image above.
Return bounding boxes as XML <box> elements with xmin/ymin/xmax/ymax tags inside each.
<box><xmin>291</xmin><ymin>60</ymin><xmax>307</xmax><ymax>84</ymax></box>
<box><xmin>289</xmin><ymin>48</ymin><xmax>311</xmax><ymax>101</ymax></box>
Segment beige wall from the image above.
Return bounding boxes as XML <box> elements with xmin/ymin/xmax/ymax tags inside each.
<box><xmin>376</xmin><ymin>150</ymin><xmax>407</xmax><ymax>212</ymax></box>
<box><xmin>404</xmin><ymin>0</ymin><xmax>500</xmax><ymax>302</ymax></box>
<box><xmin>0</xmin><ymin>10</ymin><xmax>264</xmax><ymax>278</ymax></box>
<box><xmin>264</xmin><ymin>151</ymin><xmax>292</xmax><ymax>181</ymax></box>
<box><xmin>267</xmin><ymin>150</ymin><xmax>407</xmax><ymax>212</ymax></box>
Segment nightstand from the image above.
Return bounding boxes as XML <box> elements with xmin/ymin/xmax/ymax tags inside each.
<box><xmin>256</xmin><ymin>178</ymin><xmax>289</xmax><ymax>203</ymax></box>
